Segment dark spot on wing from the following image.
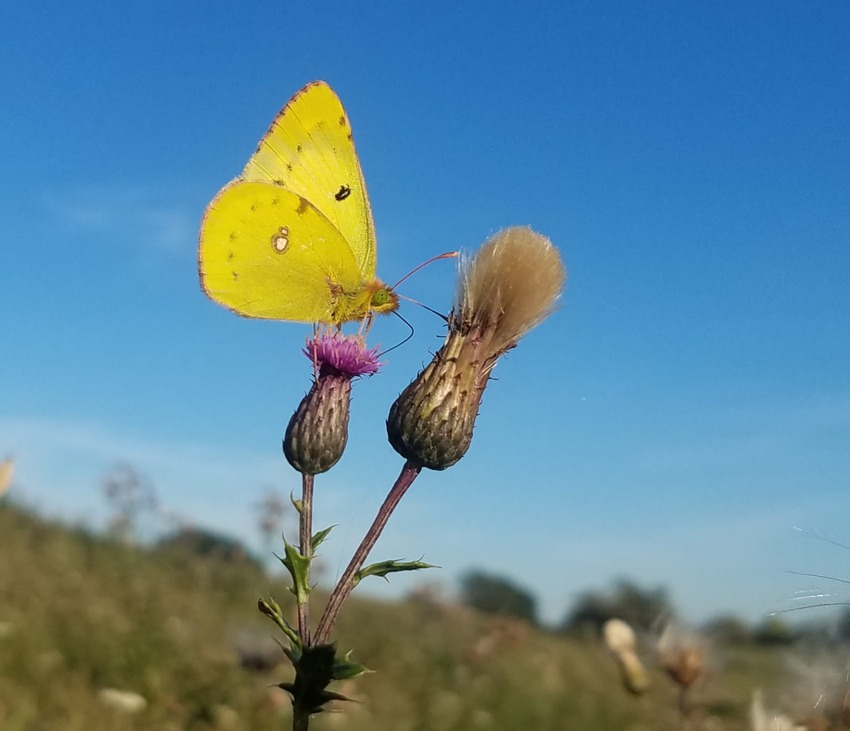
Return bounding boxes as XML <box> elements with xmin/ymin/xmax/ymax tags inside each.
<box><xmin>296</xmin><ymin>197</ymin><xmax>309</xmax><ymax>215</ymax></box>
<box><xmin>335</xmin><ymin>185</ymin><xmax>352</xmax><ymax>201</ymax></box>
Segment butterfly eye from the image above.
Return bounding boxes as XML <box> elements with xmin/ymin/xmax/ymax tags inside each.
<box><xmin>372</xmin><ymin>288</ymin><xmax>390</xmax><ymax>306</ymax></box>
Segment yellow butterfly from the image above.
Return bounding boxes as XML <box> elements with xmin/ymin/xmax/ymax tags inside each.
<box><xmin>198</xmin><ymin>81</ymin><xmax>398</xmax><ymax>325</ymax></box>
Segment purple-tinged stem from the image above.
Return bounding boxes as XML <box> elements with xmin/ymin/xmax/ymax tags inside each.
<box><xmin>313</xmin><ymin>461</ymin><xmax>422</xmax><ymax>645</ymax></box>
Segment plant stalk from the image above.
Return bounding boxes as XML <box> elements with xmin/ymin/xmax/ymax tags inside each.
<box><xmin>313</xmin><ymin>460</ymin><xmax>421</xmax><ymax>644</ymax></box>
<box><xmin>292</xmin><ymin>708</ymin><xmax>310</xmax><ymax>731</ymax></box>
<box><xmin>297</xmin><ymin>473</ymin><xmax>314</xmax><ymax>646</ymax></box>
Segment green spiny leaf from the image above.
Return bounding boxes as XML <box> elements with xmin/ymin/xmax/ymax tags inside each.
<box><xmin>257</xmin><ymin>597</ymin><xmax>300</xmax><ymax>648</ymax></box>
<box><xmin>289</xmin><ymin>490</ymin><xmax>303</xmax><ymax>514</ymax></box>
<box><xmin>311</xmin><ymin>524</ymin><xmax>335</xmax><ymax>550</ymax></box>
<box><xmin>332</xmin><ymin>652</ymin><xmax>370</xmax><ymax>681</ymax></box>
<box><xmin>354</xmin><ymin>558</ymin><xmax>438</xmax><ymax>586</ymax></box>
<box><xmin>280</xmin><ymin>538</ymin><xmax>311</xmax><ymax>604</ymax></box>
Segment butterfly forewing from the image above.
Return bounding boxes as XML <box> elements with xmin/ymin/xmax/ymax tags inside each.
<box><xmin>242</xmin><ymin>81</ymin><xmax>377</xmax><ymax>280</ymax></box>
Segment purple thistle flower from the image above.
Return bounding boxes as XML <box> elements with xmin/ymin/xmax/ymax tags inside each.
<box><xmin>304</xmin><ymin>332</ymin><xmax>382</xmax><ymax>378</ymax></box>
<box><xmin>285</xmin><ymin>332</ymin><xmax>381</xmax><ymax>475</ymax></box>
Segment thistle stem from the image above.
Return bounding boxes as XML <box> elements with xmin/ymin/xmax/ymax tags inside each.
<box><xmin>297</xmin><ymin>473</ymin><xmax>314</xmax><ymax>646</ymax></box>
<box><xmin>314</xmin><ymin>460</ymin><xmax>421</xmax><ymax>645</ymax></box>
<box><xmin>292</xmin><ymin>708</ymin><xmax>310</xmax><ymax>731</ymax></box>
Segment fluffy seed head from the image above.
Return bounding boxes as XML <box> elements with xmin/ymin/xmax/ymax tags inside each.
<box><xmin>455</xmin><ymin>226</ymin><xmax>566</xmax><ymax>355</ymax></box>
<box><xmin>603</xmin><ymin>619</ymin><xmax>650</xmax><ymax>695</ymax></box>
<box><xmin>387</xmin><ymin>227</ymin><xmax>566</xmax><ymax>470</ymax></box>
<box><xmin>657</xmin><ymin>622</ymin><xmax>707</xmax><ymax>689</ymax></box>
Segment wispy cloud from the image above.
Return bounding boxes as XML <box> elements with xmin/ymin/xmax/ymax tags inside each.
<box><xmin>45</xmin><ymin>184</ymin><xmax>197</xmax><ymax>253</ymax></box>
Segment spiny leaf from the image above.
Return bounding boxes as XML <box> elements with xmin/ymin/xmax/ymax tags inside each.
<box><xmin>257</xmin><ymin>597</ymin><xmax>300</xmax><ymax>648</ymax></box>
<box><xmin>332</xmin><ymin>651</ymin><xmax>371</xmax><ymax>681</ymax></box>
<box><xmin>289</xmin><ymin>490</ymin><xmax>302</xmax><ymax>514</ymax></box>
<box><xmin>279</xmin><ymin>538</ymin><xmax>311</xmax><ymax>604</ymax></box>
<box><xmin>311</xmin><ymin>525</ymin><xmax>336</xmax><ymax>550</ymax></box>
<box><xmin>354</xmin><ymin>558</ymin><xmax>438</xmax><ymax>585</ymax></box>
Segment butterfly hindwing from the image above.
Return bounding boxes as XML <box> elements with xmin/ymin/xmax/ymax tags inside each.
<box><xmin>199</xmin><ymin>180</ymin><xmax>363</xmax><ymax>323</ymax></box>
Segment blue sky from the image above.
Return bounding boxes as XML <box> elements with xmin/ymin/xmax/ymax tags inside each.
<box><xmin>2</xmin><ymin>1</ymin><xmax>849</xmax><ymax>626</ymax></box>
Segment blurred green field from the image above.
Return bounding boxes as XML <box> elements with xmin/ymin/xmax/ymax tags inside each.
<box><xmin>0</xmin><ymin>500</ymin><xmax>808</xmax><ymax>730</ymax></box>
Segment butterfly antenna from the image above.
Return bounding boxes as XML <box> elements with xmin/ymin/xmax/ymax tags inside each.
<box><xmin>379</xmin><ymin>311</ymin><xmax>416</xmax><ymax>357</ymax></box>
<box><xmin>391</xmin><ymin>251</ymin><xmax>458</xmax><ymax>290</ymax></box>
<box><xmin>398</xmin><ymin>293</ymin><xmax>449</xmax><ymax>323</ymax></box>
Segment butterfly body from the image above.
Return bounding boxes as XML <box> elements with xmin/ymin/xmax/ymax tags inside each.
<box><xmin>199</xmin><ymin>81</ymin><xmax>397</xmax><ymax>325</ymax></box>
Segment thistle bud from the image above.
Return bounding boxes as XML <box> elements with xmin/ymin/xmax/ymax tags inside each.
<box><xmin>387</xmin><ymin>227</ymin><xmax>566</xmax><ymax>470</ymax></box>
<box><xmin>284</xmin><ymin>333</ymin><xmax>381</xmax><ymax>475</ymax></box>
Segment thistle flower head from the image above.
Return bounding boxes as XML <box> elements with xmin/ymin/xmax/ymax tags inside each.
<box><xmin>603</xmin><ymin>619</ymin><xmax>650</xmax><ymax>696</ymax></box>
<box><xmin>656</xmin><ymin>621</ymin><xmax>707</xmax><ymax>689</ymax></box>
<box><xmin>387</xmin><ymin>227</ymin><xmax>566</xmax><ymax>470</ymax></box>
<box><xmin>455</xmin><ymin>226</ymin><xmax>566</xmax><ymax>356</ymax></box>
<box><xmin>284</xmin><ymin>333</ymin><xmax>381</xmax><ymax>475</ymax></box>
<box><xmin>306</xmin><ymin>332</ymin><xmax>382</xmax><ymax>378</ymax></box>
<box><xmin>603</xmin><ymin>618</ymin><xmax>638</xmax><ymax>656</ymax></box>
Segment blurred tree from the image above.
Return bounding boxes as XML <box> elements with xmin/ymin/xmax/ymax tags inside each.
<box><xmin>459</xmin><ymin>569</ymin><xmax>538</xmax><ymax>624</ymax></box>
<box><xmin>836</xmin><ymin>608</ymin><xmax>850</xmax><ymax>642</ymax></box>
<box><xmin>253</xmin><ymin>486</ymin><xmax>288</xmax><ymax>565</ymax></box>
<box><xmin>101</xmin><ymin>463</ymin><xmax>158</xmax><ymax>542</ymax></box>
<box><xmin>794</xmin><ymin>619</ymin><xmax>832</xmax><ymax>644</ymax></box>
<box><xmin>255</xmin><ymin>487</ymin><xmax>287</xmax><ymax>543</ymax></box>
<box><xmin>702</xmin><ymin>614</ymin><xmax>752</xmax><ymax>644</ymax></box>
<box><xmin>156</xmin><ymin>526</ymin><xmax>263</xmax><ymax>569</ymax></box>
<box><xmin>752</xmin><ymin>616</ymin><xmax>795</xmax><ymax>646</ymax></box>
<box><xmin>562</xmin><ymin>578</ymin><xmax>673</xmax><ymax>634</ymax></box>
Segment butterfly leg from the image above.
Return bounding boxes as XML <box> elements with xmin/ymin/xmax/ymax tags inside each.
<box><xmin>358</xmin><ymin>314</ymin><xmax>375</xmax><ymax>337</ymax></box>
<box><xmin>309</xmin><ymin>323</ymin><xmax>321</xmax><ymax>379</ymax></box>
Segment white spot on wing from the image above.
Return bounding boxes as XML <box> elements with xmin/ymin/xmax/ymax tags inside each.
<box><xmin>272</xmin><ymin>226</ymin><xmax>289</xmax><ymax>253</ymax></box>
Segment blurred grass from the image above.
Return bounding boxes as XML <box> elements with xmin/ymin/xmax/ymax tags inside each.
<box><xmin>0</xmin><ymin>500</ymin><xmax>784</xmax><ymax>730</ymax></box>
